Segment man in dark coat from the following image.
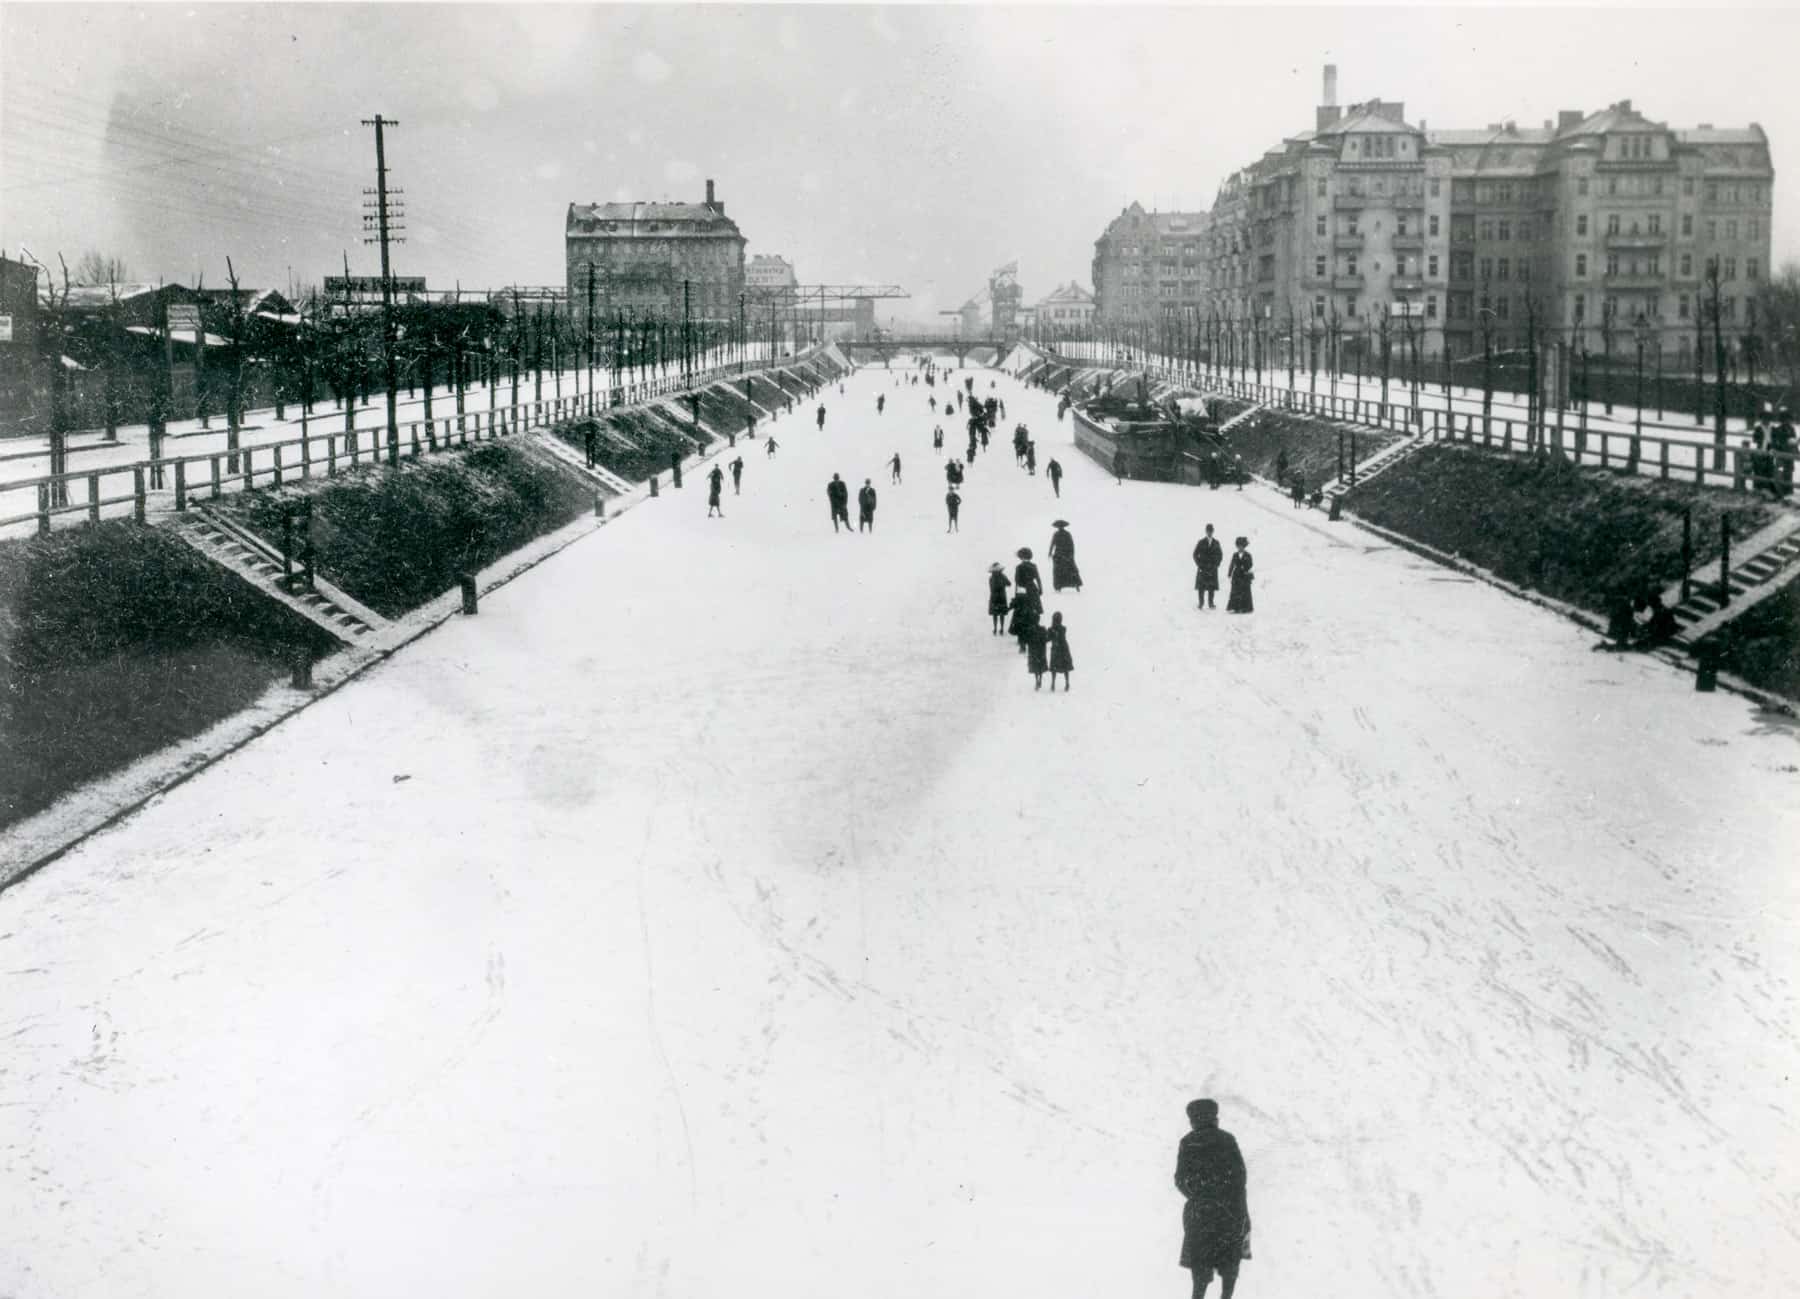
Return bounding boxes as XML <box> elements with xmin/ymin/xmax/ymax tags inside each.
<box><xmin>827</xmin><ymin>473</ymin><xmax>851</xmax><ymax>532</ymax></box>
<box><xmin>857</xmin><ymin>478</ymin><xmax>878</xmax><ymax>531</ymax></box>
<box><xmin>817</xmin><ymin>404</ymin><xmax>827</xmax><ymax>431</ymax></box>
<box><xmin>1048</xmin><ymin>458</ymin><xmax>1063</xmax><ymax>497</ymax></box>
<box><xmin>729</xmin><ymin>456</ymin><xmax>744</xmax><ymax>494</ymax></box>
<box><xmin>1193</xmin><ymin>525</ymin><xmax>1224</xmax><ymax>610</ymax></box>
<box><xmin>1175</xmin><ymin>1099</ymin><xmax>1249</xmax><ymax>1299</ymax></box>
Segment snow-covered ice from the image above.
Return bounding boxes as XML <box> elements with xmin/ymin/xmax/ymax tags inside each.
<box><xmin>2</xmin><ymin>359</ymin><xmax>1797</xmax><ymax>1298</ymax></box>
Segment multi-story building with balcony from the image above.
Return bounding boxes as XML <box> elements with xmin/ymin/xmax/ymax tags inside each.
<box><xmin>1091</xmin><ymin>202</ymin><xmax>1210</xmax><ymax>330</ymax></box>
<box><xmin>1034</xmin><ymin>281</ymin><xmax>1095</xmax><ymax>338</ymax></box>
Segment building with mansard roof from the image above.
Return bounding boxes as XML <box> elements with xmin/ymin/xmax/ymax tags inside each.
<box><xmin>1091</xmin><ymin>202</ymin><xmax>1210</xmax><ymax>329</ymax></box>
<box><xmin>565</xmin><ymin>179</ymin><xmax>747</xmax><ymax>324</ymax></box>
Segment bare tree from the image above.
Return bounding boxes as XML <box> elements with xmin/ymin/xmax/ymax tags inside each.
<box><xmin>72</xmin><ymin>250</ymin><xmax>130</xmax><ymax>287</ymax></box>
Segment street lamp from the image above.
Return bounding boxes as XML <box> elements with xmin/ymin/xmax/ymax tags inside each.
<box><xmin>1631</xmin><ymin>310</ymin><xmax>1653</xmax><ymax>469</ymax></box>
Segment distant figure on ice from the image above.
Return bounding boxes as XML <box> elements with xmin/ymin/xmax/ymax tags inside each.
<box><xmin>998</xmin><ymin>397</ymin><xmax>1007</xmax><ymax>422</ymax></box>
<box><xmin>827</xmin><ymin>473</ymin><xmax>852</xmax><ymax>532</ymax></box>
<box><xmin>930</xmin><ymin>395</ymin><xmax>937</xmax><ymax>413</ymax></box>
<box><xmin>933</xmin><ymin>425</ymin><xmax>945</xmax><ymax>451</ymax></box>
<box><xmin>1226</xmin><ymin>537</ymin><xmax>1254</xmax><ymax>614</ymax></box>
<box><xmin>946</xmin><ymin>486</ymin><xmax>962</xmax><ymax>533</ymax></box>
<box><xmin>877</xmin><ymin>394</ymin><xmax>886</xmax><ymax>415</ymax></box>
<box><xmin>1047</xmin><ymin>457</ymin><xmax>1063</xmax><ymax>497</ymax></box>
<box><xmin>1026</xmin><ymin>441</ymin><xmax>1037</xmax><ymax>476</ymax></box>
<box><xmin>1049</xmin><ymin>520</ymin><xmax>1082</xmax><ymax>592</ymax></box>
<box><xmin>1290</xmin><ymin>478</ymin><xmax>1305</xmax><ymax>509</ymax></box>
<box><xmin>817</xmin><ymin>404</ymin><xmax>827</xmax><ymax>431</ymax></box>
<box><xmin>1113</xmin><ymin>449</ymin><xmax>1126</xmax><ymax>484</ymax></box>
<box><xmin>1175</xmin><ymin>1099</ymin><xmax>1251</xmax><ymax>1299</ymax></box>
<box><xmin>1025</xmin><ymin>614</ymin><xmax>1049</xmax><ymax>689</ymax></box>
<box><xmin>1193</xmin><ymin>524</ymin><xmax>1223</xmax><ymax>610</ymax></box>
<box><xmin>765</xmin><ymin>437</ymin><xmax>780</xmax><ymax>458</ymax></box>
<box><xmin>746</xmin><ymin>414</ymin><xmax>757</xmax><ymax>441</ymax></box>
<box><xmin>858</xmin><ymin>478</ymin><xmax>878</xmax><ymax>531</ymax></box>
<box><xmin>1046</xmin><ymin>611</ymin><xmax>1073</xmax><ymax>691</ymax></box>
<box><xmin>987</xmin><ymin>562</ymin><xmax>1010</xmax><ymax>633</ymax></box>
<box><xmin>730</xmin><ymin>456</ymin><xmax>744</xmax><ymax>494</ymax></box>
<box><xmin>956</xmin><ymin>390</ymin><xmax>964</xmax><ymax>412</ymax></box>
<box><xmin>707</xmin><ymin>465</ymin><xmax>725</xmax><ymax>517</ymax></box>
<box><xmin>1274</xmin><ymin>447</ymin><xmax>1290</xmax><ymax>487</ymax></box>
<box><xmin>979</xmin><ymin>423</ymin><xmax>991</xmax><ymax>450</ymax></box>
<box><xmin>889</xmin><ymin>452</ymin><xmax>903</xmax><ymax>484</ymax></box>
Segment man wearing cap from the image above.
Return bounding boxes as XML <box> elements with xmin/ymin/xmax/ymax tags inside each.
<box><xmin>1175</xmin><ymin>1098</ymin><xmax>1250</xmax><ymax>1299</ymax></box>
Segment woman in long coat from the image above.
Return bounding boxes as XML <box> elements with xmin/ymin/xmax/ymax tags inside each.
<box><xmin>1226</xmin><ymin>536</ymin><xmax>1254</xmax><ymax>614</ymax></box>
<box><xmin>1025</xmin><ymin>617</ymin><xmax>1049</xmax><ymax>688</ymax></box>
<box><xmin>1048</xmin><ymin>522</ymin><xmax>1082</xmax><ymax>592</ymax></box>
<box><xmin>987</xmin><ymin>563</ymin><xmax>1011</xmax><ymax>635</ymax></box>
<box><xmin>1013</xmin><ymin>547</ymin><xmax>1043</xmax><ymax>600</ymax></box>
<box><xmin>1046</xmin><ymin>612</ymin><xmax>1073</xmax><ymax>691</ymax></box>
<box><xmin>1008</xmin><ymin>586</ymin><xmax>1042</xmax><ymax>655</ymax></box>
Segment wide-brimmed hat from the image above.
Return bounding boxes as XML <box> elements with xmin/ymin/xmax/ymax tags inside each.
<box><xmin>1017</xmin><ymin>547</ymin><xmax>1033</xmax><ymax>559</ymax></box>
<box><xmin>1052</xmin><ymin>519</ymin><xmax>1069</xmax><ymax>528</ymax></box>
<box><xmin>989</xmin><ymin>562</ymin><xmax>1002</xmax><ymax>572</ymax></box>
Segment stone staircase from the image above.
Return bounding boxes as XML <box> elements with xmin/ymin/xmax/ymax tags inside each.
<box><xmin>1324</xmin><ymin>434</ymin><xmax>1428</xmax><ymax>500</ymax></box>
<box><xmin>170</xmin><ymin>508</ymin><xmax>388</xmax><ymax>646</ymax></box>
<box><xmin>1216</xmin><ymin>402</ymin><xmax>1267</xmax><ymax>435</ymax></box>
<box><xmin>1665</xmin><ymin>514</ymin><xmax>1800</xmax><ymax>644</ymax></box>
<box><xmin>526</xmin><ymin>432</ymin><xmax>633</xmax><ymax>495</ymax></box>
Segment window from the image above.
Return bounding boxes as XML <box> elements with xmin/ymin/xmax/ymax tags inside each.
<box><xmin>1314</xmin><ymin>296</ymin><xmax>1325</xmax><ymax>318</ymax></box>
<box><xmin>1750</xmin><ymin>217</ymin><xmax>1761</xmax><ymax>239</ymax></box>
<box><xmin>1430</xmin><ymin>178</ymin><xmax>1441</xmax><ymax>197</ymax></box>
<box><xmin>1428</xmin><ymin>254</ymin><xmax>1439</xmax><ymax>278</ymax></box>
<box><xmin>1497</xmin><ymin>258</ymin><xmax>1511</xmax><ymax>281</ymax></box>
<box><xmin>1680</xmin><ymin>253</ymin><xmax>1692</xmax><ymax>277</ymax></box>
<box><xmin>1749</xmin><ymin>257</ymin><xmax>1760</xmax><ymax>281</ymax></box>
<box><xmin>1606</xmin><ymin>253</ymin><xmax>1620</xmax><ymax>276</ymax></box>
<box><xmin>1315</xmin><ymin>255</ymin><xmax>1327</xmax><ymax>278</ymax></box>
<box><xmin>1679</xmin><ymin>294</ymin><xmax>1690</xmax><ymax>319</ymax></box>
<box><xmin>1397</xmin><ymin>215</ymin><xmax>1409</xmax><ymax>237</ymax></box>
<box><xmin>1521</xmin><ymin>261</ymin><xmax>1531</xmax><ymax>283</ymax></box>
<box><xmin>1725</xmin><ymin>257</ymin><xmax>1737</xmax><ymax>280</ymax></box>
<box><xmin>1648</xmin><ymin>214</ymin><xmax>1661</xmax><ymax>235</ymax></box>
<box><xmin>1517</xmin><ymin>219</ymin><xmax>1531</xmax><ymax>242</ymax></box>
<box><xmin>1346</xmin><ymin>255</ymin><xmax>1359</xmax><ymax>277</ymax></box>
<box><xmin>1316</xmin><ymin>177</ymin><xmax>1327</xmax><ymax>197</ymax></box>
<box><xmin>1316</xmin><ymin>215</ymin><xmax>1327</xmax><ymax>237</ymax></box>
<box><xmin>1426</xmin><ymin>295</ymin><xmax>1438</xmax><ymax>319</ymax></box>
<box><xmin>1727</xmin><ymin>219</ymin><xmax>1739</xmax><ymax>241</ymax></box>
<box><xmin>1577</xmin><ymin>177</ymin><xmax>1589</xmax><ymax>196</ymax></box>
<box><xmin>1707</xmin><ymin>219</ymin><xmax>1718</xmax><ymax>240</ymax></box>
<box><xmin>1724</xmin><ymin>296</ymin><xmax>1736</xmax><ymax>322</ymax></box>
<box><xmin>1576</xmin><ymin>253</ymin><xmax>1588</xmax><ymax>278</ymax></box>
<box><xmin>1682</xmin><ymin>177</ymin><xmax>1694</xmax><ymax>196</ymax></box>
<box><xmin>1479</xmin><ymin>293</ymin><xmax>1490</xmax><ymax>314</ymax></box>
<box><xmin>1478</xmin><ymin>219</ymin><xmax>1494</xmax><ymax>241</ymax></box>
<box><xmin>1498</xmin><ymin>220</ymin><xmax>1512</xmax><ymax>242</ymax></box>
<box><xmin>1429</xmin><ymin>215</ymin><xmax>1440</xmax><ymax>237</ymax></box>
<box><xmin>1574</xmin><ymin>293</ymin><xmax>1586</xmax><ymax>322</ymax></box>
<box><xmin>1607</xmin><ymin>176</ymin><xmax>1618</xmax><ymax>195</ymax></box>
<box><xmin>1607</xmin><ymin>213</ymin><xmax>1621</xmax><ymax>235</ymax></box>
<box><xmin>1479</xmin><ymin>257</ymin><xmax>1493</xmax><ymax>280</ymax></box>
<box><xmin>1452</xmin><ymin>251</ymin><xmax>1473</xmax><ymax>279</ymax></box>
<box><xmin>1649</xmin><ymin>296</ymin><xmax>1660</xmax><ymax>320</ymax></box>
<box><xmin>1345</xmin><ymin>297</ymin><xmax>1357</xmax><ymax>316</ymax></box>
<box><xmin>1497</xmin><ymin>297</ymin><xmax>1510</xmax><ymax>321</ymax></box>
<box><xmin>1706</xmin><ymin>181</ymin><xmax>1719</xmax><ymax>202</ymax></box>
<box><xmin>1577</xmin><ymin>214</ymin><xmax>1589</xmax><ymax>236</ymax></box>
<box><xmin>1649</xmin><ymin>255</ymin><xmax>1661</xmax><ymax>276</ymax></box>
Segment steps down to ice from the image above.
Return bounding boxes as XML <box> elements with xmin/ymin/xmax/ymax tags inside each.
<box><xmin>525</xmin><ymin>432</ymin><xmax>633</xmax><ymax>495</ymax></box>
<box><xmin>1327</xmin><ymin>434</ymin><xmax>1427</xmax><ymax>498</ymax></box>
<box><xmin>170</xmin><ymin>508</ymin><xmax>388</xmax><ymax>645</ymax></box>
<box><xmin>1666</xmin><ymin>514</ymin><xmax>1800</xmax><ymax>644</ymax></box>
<box><xmin>1217</xmin><ymin>402</ymin><xmax>1267</xmax><ymax>435</ymax></box>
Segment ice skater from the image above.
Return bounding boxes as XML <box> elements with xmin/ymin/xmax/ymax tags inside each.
<box><xmin>730</xmin><ymin>456</ymin><xmax>744</xmax><ymax>494</ymax></box>
<box><xmin>1026</xmin><ymin>441</ymin><xmax>1037</xmax><ymax>476</ymax></box>
<box><xmin>1175</xmin><ymin>1099</ymin><xmax>1251</xmax><ymax>1299</ymax></box>
<box><xmin>1048</xmin><ymin>520</ymin><xmax>1082</xmax><ymax>592</ymax></box>
<box><xmin>857</xmin><ymin>478</ymin><xmax>878</xmax><ymax>532</ymax></box>
<box><xmin>1226</xmin><ymin>536</ymin><xmax>1254</xmax><ymax>613</ymax></box>
<box><xmin>889</xmin><ymin>452</ymin><xmax>903</xmax><ymax>484</ymax></box>
<box><xmin>1193</xmin><ymin>525</ymin><xmax>1223</xmax><ymax>610</ymax></box>
<box><xmin>1046</xmin><ymin>611</ymin><xmax>1072</xmax><ymax>691</ymax></box>
<box><xmin>707</xmin><ymin>464</ymin><xmax>725</xmax><ymax>517</ymax></box>
<box><xmin>1047</xmin><ymin>457</ymin><xmax>1063</xmax><ymax>497</ymax></box>
<box><xmin>765</xmin><ymin>436</ymin><xmax>779</xmax><ymax>458</ymax></box>
<box><xmin>946</xmin><ymin>486</ymin><xmax>962</xmax><ymax>532</ymax></box>
<box><xmin>817</xmin><ymin>404</ymin><xmax>827</xmax><ymax>431</ymax></box>
<box><xmin>877</xmin><ymin>393</ymin><xmax>886</xmax><ymax>416</ymax></box>
<box><xmin>987</xmin><ymin>562</ymin><xmax>1010</xmax><ymax>633</ymax></box>
<box><xmin>827</xmin><ymin>473</ymin><xmax>852</xmax><ymax>532</ymax></box>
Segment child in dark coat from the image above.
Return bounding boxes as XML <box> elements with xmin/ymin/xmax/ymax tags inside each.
<box><xmin>1046</xmin><ymin>611</ymin><xmax>1073</xmax><ymax>691</ymax></box>
<box><xmin>987</xmin><ymin>563</ymin><xmax>1010</xmax><ymax>634</ymax></box>
<box><xmin>1025</xmin><ymin>618</ymin><xmax>1049</xmax><ymax>689</ymax></box>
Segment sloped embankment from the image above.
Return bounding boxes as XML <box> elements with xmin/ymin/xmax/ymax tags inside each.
<box><xmin>213</xmin><ymin>441</ymin><xmax>592</xmax><ymax>620</ymax></box>
<box><xmin>0</xmin><ymin>521</ymin><xmax>338</xmax><ymax>828</ymax></box>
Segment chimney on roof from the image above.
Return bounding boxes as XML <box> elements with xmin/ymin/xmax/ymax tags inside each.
<box><xmin>1619</xmin><ymin>99</ymin><xmax>1631</xmax><ymax>114</ymax></box>
<box><xmin>1558</xmin><ymin>109</ymin><xmax>1584</xmax><ymax>132</ymax></box>
<box><xmin>706</xmin><ymin>178</ymin><xmax>721</xmax><ymax>214</ymax></box>
<box><xmin>1316</xmin><ymin>63</ymin><xmax>1342</xmax><ymax>133</ymax></box>
<box><xmin>1323</xmin><ymin>63</ymin><xmax>1337</xmax><ymax>108</ymax></box>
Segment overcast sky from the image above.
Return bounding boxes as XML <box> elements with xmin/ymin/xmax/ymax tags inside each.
<box><xmin>3</xmin><ymin>3</ymin><xmax>1797</xmax><ymax>324</ymax></box>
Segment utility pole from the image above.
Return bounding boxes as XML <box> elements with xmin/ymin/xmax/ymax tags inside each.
<box><xmin>362</xmin><ymin>114</ymin><xmax>404</xmax><ymax>465</ymax></box>
<box><xmin>586</xmin><ymin>264</ymin><xmax>597</xmax><ymax>414</ymax></box>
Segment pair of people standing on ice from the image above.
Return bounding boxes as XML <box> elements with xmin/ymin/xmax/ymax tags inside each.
<box><xmin>1193</xmin><ymin>527</ymin><xmax>1254</xmax><ymax>613</ymax></box>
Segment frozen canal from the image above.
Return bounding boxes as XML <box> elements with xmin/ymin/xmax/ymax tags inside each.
<box><xmin>2</xmin><ymin>357</ymin><xmax>1797</xmax><ymax>1298</ymax></box>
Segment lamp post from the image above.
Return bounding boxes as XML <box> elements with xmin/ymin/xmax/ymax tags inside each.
<box><xmin>1631</xmin><ymin>310</ymin><xmax>1652</xmax><ymax>470</ymax></box>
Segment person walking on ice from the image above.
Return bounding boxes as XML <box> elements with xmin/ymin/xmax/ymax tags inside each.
<box><xmin>1046</xmin><ymin>611</ymin><xmax>1072</xmax><ymax>691</ymax></box>
<box><xmin>1226</xmin><ymin>536</ymin><xmax>1255</xmax><ymax>613</ymax></box>
<box><xmin>1193</xmin><ymin>524</ymin><xmax>1223</xmax><ymax>610</ymax></box>
<box><xmin>729</xmin><ymin>456</ymin><xmax>744</xmax><ymax>494</ymax></box>
<box><xmin>765</xmin><ymin>437</ymin><xmax>779</xmax><ymax>458</ymax></box>
<box><xmin>889</xmin><ymin>452</ymin><xmax>903</xmax><ymax>484</ymax></box>
<box><xmin>987</xmin><ymin>562</ymin><xmax>1010</xmax><ymax>634</ymax></box>
<box><xmin>933</xmin><ymin>425</ymin><xmax>944</xmax><ymax>451</ymax></box>
<box><xmin>1025</xmin><ymin>615</ymin><xmax>1049</xmax><ymax>690</ymax></box>
<box><xmin>857</xmin><ymin>478</ymin><xmax>878</xmax><ymax>532</ymax></box>
<box><xmin>1049</xmin><ymin>520</ymin><xmax>1082</xmax><ymax>592</ymax></box>
<box><xmin>877</xmin><ymin>393</ymin><xmax>886</xmax><ymax>415</ymax></box>
<box><xmin>1047</xmin><ymin>457</ymin><xmax>1063</xmax><ymax>497</ymax></box>
<box><xmin>707</xmin><ymin>465</ymin><xmax>725</xmax><ymax>517</ymax></box>
<box><xmin>817</xmin><ymin>404</ymin><xmax>827</xmax><ymax>431</ymax></box>
<box><xmin>827</xmin><ymin>473</ymin><xmax>852</xmax><ymax>532</ymax></box>
<box><xmin>946</xmin><ymin>486</ymin><xmax>962</xmax><ymax>532</ymax></box>
<box><xmin>1175</xmin><ymin>1099</ymin><xmax>1250</xmax><ymax>1299</ymax></box>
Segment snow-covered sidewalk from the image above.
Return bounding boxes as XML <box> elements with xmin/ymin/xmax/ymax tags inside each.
<box><xmin>1</xmin><ymin>359</ymin><xmax>1796</xmax><ymax>1299</ymax></box>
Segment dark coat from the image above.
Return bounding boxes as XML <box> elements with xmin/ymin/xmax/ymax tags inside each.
<box><xmin>1014</xmin><ymin>559</ymin><xmax>1042</xmax><ymax>597</ymax></box>
<box><xmin>1025</xmin><ymin>623</ymin><xmax>1049</xmax><ymax>674</ymax></box>
<box><xmin>1007</xmin><ymin>590</ymin><xmax>1041</xmax><ymax>637</ymax></box>
<box><xmin>988</xmin><ymin>570</ymin><xmax>1010</xmax><ymax>615</ymax></box>
<box><xmin>947</xmin><ymin>491</ymin><xmax>962</xmax><ymax>518</ymax></box>
<box><xmin>1193</xmin><ymin>537</ymin><xmax>1224</xmax><ymax>592</ymax></box>
<box><xmin>1049</xmin><ymin>528</ymin><xmax>1082</xmax><ymax>591</ymax></box>
<box><xmin>858</xmin><ymin>485</ymin><xmax>878</xmax><ymax>516</ymax></box>
<box><xmin>1227</xmin><ymin>548</ymin><xmax>1254</xmax><ymax>613</ymax></box>
<box><xmin>1175</xmin><ymin>1124</ymin><xmax>1249</xmax><ymax>1271</ymax></box>
<box><xmin>827</xmin><ymin>479</ymin><xmax>849</xmax><ymax>510</ymax></box>
<box><xmin>1048</xmin><ymin>459</ymin><xmax>1063</xmax><ymax>481</ymax></box>
<box><xmin>1047</xmin><ymin>623</ymin><xmax>1073</xmax><ymax>672</ymax></box>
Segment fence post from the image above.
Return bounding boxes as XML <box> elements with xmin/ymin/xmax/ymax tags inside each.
<box><xmin>37</xmin><ymin>482</ymin><xmax>50</xmax><ymax>535</ymax></box>
<box><xmin>272</xmin><ymin>444</ymin><xmax>284</xmax><ymax>488</ymax></box>
<box><xmin>1681</xmin><ymin>508</ymin><xmax>1693</xmax><ymax>602</ymax></box>
<box><xmin>301</xmin><ymin>432</ymin><xmax>312</xmax><ymax>479</ymax></box>
<box><xmin>88</xmin><ymin>472</ymin><xmax>101</xmax><ymax>523</ymax></box>
<box><xmin>1719</xmin><ymin>515</ymin><xmax>1731</xmax><ymax>604</ymax></box>
<box><xmin>1731</xmin><ymin>446</ymin><xmax>1745</xmax><ymax>493</ymax></box>
<box><xmin>211</xmin><ymin>455</ymin><xmax>222</xmax><ymax>499</ymax></box>
<box><xmin>1658</xmin><ymin>439</ymin><xmax>1669</xmax><ymax>480</ymax></box>
<box><xmin>175</xmin><ymin>460</ymin><xmax>187</xmax><ymax>512</ymax></box>
<box><xmin>133</xmin><ymin>466</ymin><xmax>146</xmax><ymax>523</ymax></box>
<box><xmin>1504</xmin><ymin>419</ymin><xmax>1513</xmax><ymax>454</ymax></box>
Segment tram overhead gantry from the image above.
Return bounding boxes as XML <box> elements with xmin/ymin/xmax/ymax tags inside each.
<box><xmin>741</xmin><ymin>283</ymin><xmax>909</xmax><ymax>345</ymax></box>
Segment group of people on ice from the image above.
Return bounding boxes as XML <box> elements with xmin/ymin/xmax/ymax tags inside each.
<box><xmin>825</xmin><ymin>472</ymin><xmax>880</xmax><ymax>532</ymax></box>
<box><xmin>986</xmin><ymin>522</ymin><xmax>1082</xmax><ymax>690</ymax></box>
<box><xmin>1192</xmin><ymin>524</ymin><xmax>1255</xmax><ymax>613</ymax></box>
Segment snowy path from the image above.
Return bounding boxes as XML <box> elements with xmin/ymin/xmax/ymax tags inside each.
<box><xmin>2</xmin><ymin>360</ymin><xmax>1797</xmax><ymax>1299</ymax></box>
